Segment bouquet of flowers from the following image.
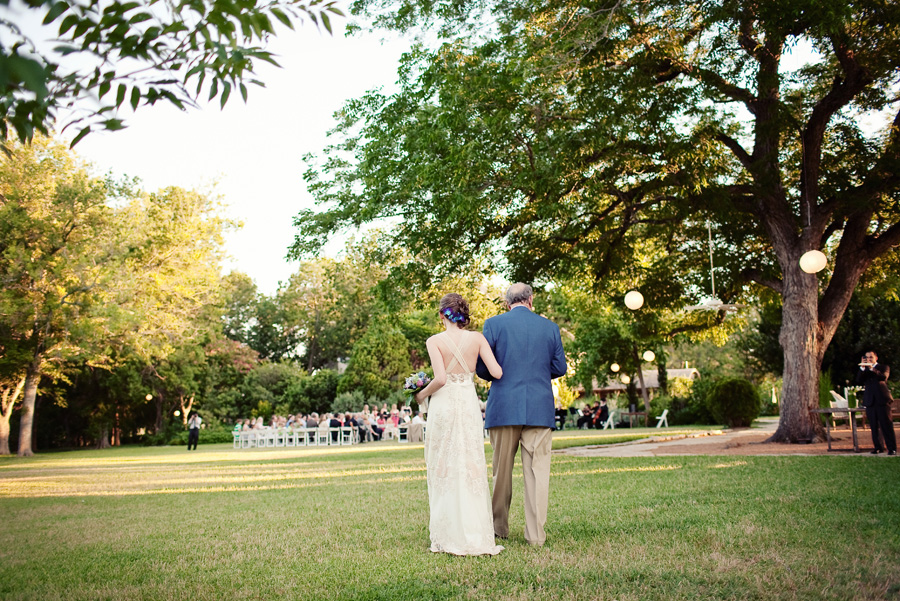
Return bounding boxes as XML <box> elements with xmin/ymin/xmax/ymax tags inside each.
<box><xmin>403</xmin><ymin>371</ymin><xmax>432</xmax><ymax>405</ymax></box>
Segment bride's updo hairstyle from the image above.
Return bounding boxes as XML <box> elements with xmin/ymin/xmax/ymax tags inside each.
<box><xmin>439</xmin><ymin>293</ymin><xmax>470</xmax><ymax>328</ymax></box>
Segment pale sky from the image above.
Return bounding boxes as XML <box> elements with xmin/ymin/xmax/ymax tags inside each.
<box><xmin>65</xmin><ymin>18</ymin><xmax>410</xmax><ymax>295</ymax></box>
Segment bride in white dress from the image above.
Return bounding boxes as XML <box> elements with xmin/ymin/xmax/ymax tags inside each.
<box><xmin>414</xmin><ymin>293</ymin><xmax>505</xmax><ymax>556</ymax></box>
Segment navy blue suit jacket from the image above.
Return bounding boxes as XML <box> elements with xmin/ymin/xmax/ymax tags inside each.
<box><xmin>476</xmin><ymin>306</ymin><xmax>567</xmax><ymax>429</ymax></box>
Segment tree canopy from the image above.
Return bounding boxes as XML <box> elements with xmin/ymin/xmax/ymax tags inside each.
<box><xmin>1</xmin><ymin>0</ymin><xmax>343</xmax><ymax>145</ymax></box>
<box><xmin>294</xmin><ymin>0</ymin><xmax>900</xmax><ymax>442</ymax></box>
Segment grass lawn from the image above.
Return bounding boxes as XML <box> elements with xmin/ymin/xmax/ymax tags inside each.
<box><xmin>0</xmin><ymin>435</ymin><xmax>898</xmax><ymax>601</ymax></box>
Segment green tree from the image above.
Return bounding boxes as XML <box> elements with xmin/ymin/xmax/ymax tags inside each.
<box><xmin>1</xmin><ymin>0</ymin><xmax>342</xmax><ymax>146</ymax></box>
<box><xmin>279</xmin><ymin>243</ymin><xmax>385</xmax><ymax>372</ymax></box>
<box><xmin>0</xmin><ymin>137</ymin><xmax>229</xmax><ymax>455</ymax></box>
<box><xmin>295</xmin><ymin>0</ymin><xmax>900</xmax><ymax>443</ymax></box>
<box><xmin>0</xmin><ymin>136</ymin><xmax>112</xmax><ymax>455</ymax></box>
<box><xmin>220</xmin><ymin>272</ymin><xmax>259</xmax><ymax>347</ymax></box>
<box><xmin>337</xmin><ymin>320</ymin><xmax>412</xmax><ymax>400</ymax></box>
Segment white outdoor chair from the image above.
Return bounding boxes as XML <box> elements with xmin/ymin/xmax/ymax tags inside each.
<box><xmin>328</xmin><ymin>427</ymin><xmax>342</xmax><ymax>445</ymax></box>
<box><xmin>285</xmin><ymin>429</ymin><xmax>297</xmax><ymax>447</ymax></box>
<box><xmin>232</xmin><ymin>431</ymin><xmax>241</xmax><ymax>449</ymax></box>
<box><xmin>829</xmin><ymin>390</ymin><xmax>851</xmax><ymax>428</ymax></box>
<box><xmin>265</xmin><ymin>429</ymin><xmax>277</xmax><ymax>447</ymax></box>
<box><xmin>275</xmin><ymin>429</ymin><xmax>286</xmax><ymax>447</ymax></box>
<box><xmin>304</xmin><ymin>427</ymin><xmax>317</xmax><ymax>446</ymax></box>
<box><xmin>601</xmin><ymin>410</ymin><xmax>616</xmax><ymax>430</ymax></box>
<box><xmin>316</xmin><ymin>428</ymin><xmax>330</xmax><ymax>446</ymax></box>
<box><xmin>340</xmin><ymin>427</ymin><xmax>355</xmax><ymax>445</ymax></box>
<box><xmin>397</xmin><ymin>424</ymin><xmax>409</xmax><ymax>443</ymax></box>
<box><xmin>655</xmin><ymin>409</ymin><xmax>669</xmax><ymax>428</ymax></box>
<box><xmin>245</xmin><ymin>431</ymin><xmax>259</xmax><ymax>448</ymax></box>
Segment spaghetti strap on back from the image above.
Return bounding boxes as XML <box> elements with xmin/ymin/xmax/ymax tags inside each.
<box><xmin>441</xmin><ymin>332</ymin><xmax>472</xmax><ymax>374</ymax></box>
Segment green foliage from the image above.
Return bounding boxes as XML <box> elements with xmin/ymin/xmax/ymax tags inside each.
<box><xmin>819</xmin><ymin>368</ymin><xmax>834</xmax><ymax>410</ymax></box>
<box><xmin>655</xmin><ymin>377</ymin><xmax>715</xmax><ymax>426</ymax></box>
<box><xmin>555</xmin><ymin>377</ymin><xmax>579</xmax><ymax>410</ymax></box>
<box><xmin>278</xmin><ymin>250</ymin><xmax>384</xmax><ymax>371</ymax></box>
<box><xmin>706</xmin><ymin>378</ymin><xmax>761</xmax><ymax>428</ymax></box>
<box><xmin>667</xmin><ymin>377</ymin><xmax>695</xmax><ymax>400</ymax></box>
<box><xmin>0</xmin><ymin>0</ymin><xmax>343</xmax><ymax>146</ymax></box>
<box><xmin>337</xmin><ymin>321</ymin><xmax>412</xmax><ymax>399</ymax></box>
<box><xmin>332</xmin><ymin>390</ymin><xmax>366</xmax><ymax>414</ymax></box>
<box><xmin>251</xmin><ymin>400</ymin><xmax>273</xmax><ymax>421</ymax></box>
<box><xmin>284</xmin><ymin>368</ymin><xmax>339</xmax><ymax>415</ymax></box>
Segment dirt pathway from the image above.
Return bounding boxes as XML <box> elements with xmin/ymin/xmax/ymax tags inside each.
<box><xmin>557</xmin><ymin>418</ymin><xmax>897</xmax><ymax>457</ymax></box>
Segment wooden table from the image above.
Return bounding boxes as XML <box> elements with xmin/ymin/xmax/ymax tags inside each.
<box><xmin>620</xmin><ymin>411</ymin><xmax>648</xmax><ymax>428</ymax></box>
<box><xmin>809</xmin><ymin>407</ymin><xmax>866</xmax><ymax>452</ymax></box>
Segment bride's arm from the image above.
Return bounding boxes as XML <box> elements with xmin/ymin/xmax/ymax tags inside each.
<box><xmin>477</xmin><ymin>333</ymin><xmax>503</xmax><ymax>380</ymax></box>
<box><xmin>415</xmin><ymin>337</ymin><xmax>446</xmax><ymax>402</ymax></box>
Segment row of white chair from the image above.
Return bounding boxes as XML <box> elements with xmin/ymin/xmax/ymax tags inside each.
<box><xmin>233</xmin><ymin>427</ymin><xmax>358</xmax><ymax>449</ymax></box>
<box><xmin>232</xmin><ymin>424</ymin><xmax>426</xmax><ymax>449</ymax></box>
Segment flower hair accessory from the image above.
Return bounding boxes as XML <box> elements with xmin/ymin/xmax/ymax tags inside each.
<box><xmin>441</xmin><ymin>307</ymin><xmax>466</xmax><ymax>323</ymax></box>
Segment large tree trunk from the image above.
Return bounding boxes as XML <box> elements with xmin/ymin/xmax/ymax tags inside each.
<box><xmin>0</xmin><ymin>376</ymin><xmax>26</xmax><ymax>455</ymax></box>
<box><xmin>154</xmin><ymin>391</ymin><xmax>165</xmax><ymax>433</ymax></box>
<box><xmin>17</xmin><ymin>369</ymin><xmax>41</xmax><ymax>457</ymax></box>
<box><xmin>632</xmin><ymin>345</ymin><xmax>651</xmax><ymax>418</ymax></box>
<box><xmin>0</xmin><ymin>415</ymin><xmax>10</xmax><ymax>456</ymax></box>
<box><xmin>769</xmin><ymin>264</ymin><xmax>825</xmax><ymax>443</ymax></box>
<box><xmin>97</xmin><ymin>426</ymin><xmax>110</xmax><ymax>449</ymax></box>
<box><xmin>179</xmin><ymin>395</ymin><xmax>194</xmax><ymax>426</ymax></box>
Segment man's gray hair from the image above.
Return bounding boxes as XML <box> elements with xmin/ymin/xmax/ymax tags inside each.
<box><xmin>506</xmin><ymin>283</ymin><xmax>533</xmax><ymax>306</ymax></box>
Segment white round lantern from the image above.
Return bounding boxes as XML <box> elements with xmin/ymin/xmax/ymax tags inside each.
<box><xmin>799</xmin><ymin>250</ymin><xmax>827</xmax><ymax>274</ymax></box>
<box><xmin>620</xmin><ymin>374</ymin><xmax>631</xmax><ymax>385</ymax></box>
<box><xmin>173</xmin><ymin>410</ymin><xmax>181</xmax><ymax>417</ymax></box>
<box><xmin>145</xmin><ymin>394</ymin><xmax>152</xmax><ymax>401</ymax></box>
<box><xmin>643</xmin><ymin>350</ymin><xmax>656</xmax><ymax>362</ymax></box>
<box><xmin>624</xmin><ymin>290</ymin><xmax>644</xmax><ymax>310</ymax></box>
<box><xmin>610</xmin><ymin>363</ymin><xmax>620</xmax><ymax>373</ymax></box>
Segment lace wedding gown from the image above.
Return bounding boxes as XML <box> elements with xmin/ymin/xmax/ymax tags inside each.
<box><xmin>424</xmin><ymin>333</ymin><xmax>504</xmax><ymax>556</ymax></box>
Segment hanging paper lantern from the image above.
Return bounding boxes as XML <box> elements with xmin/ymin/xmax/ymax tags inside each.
<box><xmin>643</xmin><ymin>350</ymin><xmax>656</xmax><ymax>362</ymax></box>
<box><xmin>624</xmin><ymin>290</ymin><xmax>644</xmax><ymax>310</ymax></box>
<box><xmin>799</xmin><ymin>250</ymin><xmax>827</xmax><ymax>274</ymax></box>
<box><xmin>173</xmin><ymin>410</ymin><xmax>181</xmax><ymax>417</ymax></box>
<box><xmin>610</xmin><ymin>363</ymin><xmax>620</xmax><ymax>373</ymax></box>
<box><xmin>620</xmin><ymin>374</ymin><xmax>631</xmax><ymax>384</ymax></box>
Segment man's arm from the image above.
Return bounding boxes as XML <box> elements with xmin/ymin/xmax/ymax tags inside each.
<box><xmin>549</xmin><ymin>326</ymin><xmax>567</xmax><ymax>379</ymax></box>
<box><xmin>475</xmin><ymin>320</ymin><xmax>496</xmax><ymax>381</ymax></box>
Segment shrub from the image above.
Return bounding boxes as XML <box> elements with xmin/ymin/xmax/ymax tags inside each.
<box><xmin>666</xmin><ymin>378</ymin><xmax>716</xmax><ymax>425</ymax></box>
<box><xmin>332</xmin><ymin>390</ymin><xmax>366</xmax><ymax>414</ymax></box>
<box><xmin>706</xmin><ymin>377</ymin><xmax>761</xmax><ymax>428</ymax></box>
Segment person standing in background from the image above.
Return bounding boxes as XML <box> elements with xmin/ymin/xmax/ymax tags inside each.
<box><xmin>855</xmin><ymin>351</ymin><xmax>897</xmax><ymax>456</ymax></box>
<box><xmin>187</xmin><ymin>411</ymin><xmax>202</xmax><ymax>451</ymax></box>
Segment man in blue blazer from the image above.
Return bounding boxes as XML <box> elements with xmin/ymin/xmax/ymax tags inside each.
<box><xmin>476</xmin><ymin>283</ymin><xmax>568</xmax><ymax>546</ymax></box>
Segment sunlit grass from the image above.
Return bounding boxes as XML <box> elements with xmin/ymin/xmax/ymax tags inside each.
<box><xmin>0</xmin><ymin>441</ymin><xmax>898</xmax><ymax>601</ymax></box>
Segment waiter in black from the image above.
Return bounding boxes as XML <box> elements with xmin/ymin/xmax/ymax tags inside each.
<box><xmin>855</xmin><ymin>351</ymin><xmax>897</xmax><ymax>455</ymax></box>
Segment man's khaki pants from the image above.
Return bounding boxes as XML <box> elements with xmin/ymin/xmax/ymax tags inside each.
<box><xmin>489</xmin><ymin>425</ymin><xmax>552</xmax><ymax>546</ymax></box>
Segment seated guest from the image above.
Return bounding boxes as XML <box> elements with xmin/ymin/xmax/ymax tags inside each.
<box><xmin>330</xmin><ymin>413</ymin><xmax>343</xmax><ymax>442</ymax></box>
<box><xmin>576</xmin><ymin>404</ymin><xmax>593</xmax><ymax>429</ymax></box>
<box><xmin>409</xmin><ymin>411</ymin><xmax>425</xmax><ymax>442</ymax></box>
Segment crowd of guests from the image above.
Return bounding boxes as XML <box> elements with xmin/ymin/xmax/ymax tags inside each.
<box><xmin>233</xmin><ymin>404</ymin><xmax>427</xmax><ymax>443</ymax></box>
